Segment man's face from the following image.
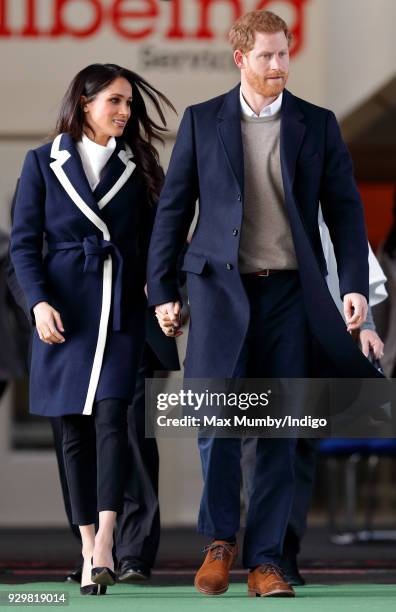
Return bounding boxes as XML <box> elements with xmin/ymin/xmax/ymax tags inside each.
<box><xmin>238</xmin><ymin>31</ymin><xmax>290</xmax><ymax>97</ymax></box>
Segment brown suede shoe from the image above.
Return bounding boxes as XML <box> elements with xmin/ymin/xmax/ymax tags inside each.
<box><xmin>248</xmin><ymin>564</ymin><xmax>295</xmax><ymax>597</ymax></box>
<box><xmin>194</xmin><ymin>540</ymin><xmax>238</xmax><ymax>595</ymax></box>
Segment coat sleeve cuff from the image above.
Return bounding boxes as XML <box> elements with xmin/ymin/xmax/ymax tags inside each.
<box><xmin>147</xmin><ymin>285</ymin><xmax>181</xmax><ymax>309</ymax></box>
<box><xmin>340</xmin><ymin>285</ymin><xmax>369</xmax><ymax>303</ymax></box>
<box><xmin>26</xmin><ymin>288</ymin><xmax>50</xmax><ymax>324</ymax></box>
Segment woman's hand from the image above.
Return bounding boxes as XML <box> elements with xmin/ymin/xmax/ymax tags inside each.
<box><xmin>33</xmin><ymin>302</ymin><xmax>65</xmax><ymax>344</ymax></box>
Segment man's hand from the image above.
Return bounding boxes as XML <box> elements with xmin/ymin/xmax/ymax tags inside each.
<box><xmin>33</xmin><ymin>301</ymin><xmax>65</xmax><ymax>344</ymax></box>
<box><xmin>359</xmin><ymin>329</ymin><xmax>384</xmax><ymax>360</ymax></box>
<box><xmin>155</xmin><ymin>301</ymin><xmax>183</xmax><ymax>337</ymax></box>
<box><xmin>343</xmin><ymin>293</ymin><xmax>368</xmax><ymax>332</ymax></box>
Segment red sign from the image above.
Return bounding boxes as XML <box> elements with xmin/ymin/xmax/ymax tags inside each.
<box><xmin>0</xmin><ymin>0</ymin><xmax>308</xmax><ymax>55</ymax></box>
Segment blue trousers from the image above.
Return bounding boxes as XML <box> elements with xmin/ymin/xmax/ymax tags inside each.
<box><xmin>197</xmin><ymin>271</ymin><xmax>310</xmax><ymax>568</ymax></box>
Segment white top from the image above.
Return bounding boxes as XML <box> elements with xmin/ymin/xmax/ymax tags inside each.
<box><xmin>77</xmin><ymin>133</ymin><xmax>116</xmax><ymax>191</ymax></box>
<box><xmin>240</xmin><ymin>87</ymin><xmax>283</xmax><ymax>118</ymax></box>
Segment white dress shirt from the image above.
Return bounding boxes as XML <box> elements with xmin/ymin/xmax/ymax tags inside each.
<box><xmin>77</xmin><ymin>133</ymin><xmax>116</xmax><ymax>191</ymax></box>
<box><xmin>240</xmin><ymin>87</ymin><xmax>283</xmax><ymax>118</ymax></box>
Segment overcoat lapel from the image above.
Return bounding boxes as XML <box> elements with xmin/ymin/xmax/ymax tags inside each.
<box><xmin>54</xmin><ymin>133</ymin><xmax>99</xmax><ymax>212</ymax></box>
<box><xmin>217</xmin><ymin>84</ymin><xmax>244</xmax><ymax>193</ymax></box>
<box><xmin>280</xmin><ymin>89</ymin><xmax>306</xmax><ymax>189</ymax></box>
<box><xmin>50</xmin><ymin>133</ymin><xmax>136</xmax><ymax>223</ymax></box>
<box><xmin>94</xmin><ymin>140</ymin><xmax>136</xmax><ymax>209</ymax></box>
<box><xmin>217</xmin><ymin>86</ymin><xmax>306</xmax><ymax>195</ymax></box>
<box><xmin>50</xmin><ymin>133</ymin><xmax>109</xmax><ymax>239</ymax></box>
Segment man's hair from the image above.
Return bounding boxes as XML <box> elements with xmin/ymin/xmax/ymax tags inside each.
<box><xmin>229</xmin><ymin>10</ymin><xmax>292</xmax><ymax>53</ymax></box>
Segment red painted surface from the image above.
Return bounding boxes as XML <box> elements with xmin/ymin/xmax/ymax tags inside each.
<box><xmin>359</xmin><ymin>183</ymin><xmax>395</xmax><ymax>249</ymax></box>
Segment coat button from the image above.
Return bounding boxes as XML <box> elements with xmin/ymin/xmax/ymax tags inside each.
<box><xmin>232</xmin><ymin>228</ymin><xmax>239</xmax><ymax>236</ymax></box>
<box><xmin>237</xmin><ymin>194</ymin><xmax>242</xmax><ymax>201</ymax></box>
<box><xmin>226</xmin><ymin>263</ymin><xmax>233</xmax><ymax>270</ymax></box>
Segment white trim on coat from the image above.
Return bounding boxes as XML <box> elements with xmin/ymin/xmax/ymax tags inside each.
<box><xmin>98</xmin><ymin>145</ymin><xmax>136</xmax><ymax>210</ymax></box>
<box><xmin>49</xmin><ymin>134</ymin><xmax>121</xmax><ymax>416</ymax></box>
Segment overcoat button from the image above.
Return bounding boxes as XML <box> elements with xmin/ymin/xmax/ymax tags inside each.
<box><xmin>237</xmin><ymin>194</ymin><xmax>242</xmax><ymax>201</ymax></box>
<box><xmin>232</xmin><ymin>229</ymin><xmax>238</xmax><ymax>236</ymax></box>
<box><xmin>226</xmin><ymin>263</ymin><xmax>233</xmax><ymax>270</ymax></box>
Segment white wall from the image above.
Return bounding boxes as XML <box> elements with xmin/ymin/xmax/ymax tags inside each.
<box><xmin>323</xmin><ymin>0</ymin><xmax>396</xmax><ymax>117</ymax></box>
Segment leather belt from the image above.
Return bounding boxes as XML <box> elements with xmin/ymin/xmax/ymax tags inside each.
<box><xmin>243</xmin><ymin>269</ymin><xmax>282</xmax><ymax>277</ymax></box>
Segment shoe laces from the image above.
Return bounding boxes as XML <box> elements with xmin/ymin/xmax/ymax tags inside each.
<box><xmin>203</xmin><ymin>542</ymin><xmax>235</xmax><ymax>561</ymax></box>
<box><xmin>258</xmin><ymin>563</ymin><xmax>284</xmax><ymax>578</ymax></box>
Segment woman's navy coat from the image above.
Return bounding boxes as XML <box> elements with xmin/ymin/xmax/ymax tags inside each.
<box><xmin>11</xmin><ymin>133</ymin><xmax>152</xmax><ymax>416</ymax></box>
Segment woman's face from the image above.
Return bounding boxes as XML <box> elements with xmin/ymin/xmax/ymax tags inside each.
<box><xmin>82</xmin><ymin>76</ymin><xmax>132</xmax><ymax>145</ymax></box>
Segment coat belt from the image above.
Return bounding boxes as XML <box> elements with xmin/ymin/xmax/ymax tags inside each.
<box><xmin>48</xmin><ymin>235</ymin><xmax>126</xmax><ymax>331</ymax></box>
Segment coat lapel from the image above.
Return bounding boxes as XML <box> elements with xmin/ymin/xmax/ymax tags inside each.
<box><xmin>217</xmin><ymin>84</ymin><xmax>244</xmax><ymax>193</ymax></box>
<box><xmin>50</xmin><ymin>133</ymin><xmax>110</xmax><ymax>239</ymax></box>
<box><xmin>280</xmin><ymin>89</ymin><xmax>306</xmax><ymax>192</ymax></box>
<box><xmin>52</xmin><ymin>133</ymin><xmax>99</xmax><ymax>213</ymax></box>
<box><xmin>94</xmin><ymin>139</ymin><xmax>136</xmax><ymax>210</ymax></box>
<box><xmin>50</xmin><ymin>133</ymin><xmax>137</xmax><ymax>232</ymax></box>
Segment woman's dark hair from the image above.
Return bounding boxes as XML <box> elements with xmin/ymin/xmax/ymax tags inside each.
<box><xmin>55</xmin><ymin>63</ymin><xmax>176</xmax><ymax>204</ymax></box>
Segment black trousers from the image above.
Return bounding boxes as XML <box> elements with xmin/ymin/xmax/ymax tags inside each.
<box><xmin>115</xmin><ymin>346</ymin><xmax>161</xmax><ymax>569</ymax></box>
<box><xmin>62</xmin><ymin>398</ymin><xmax>128</xmax><ymax>526</ymax></box>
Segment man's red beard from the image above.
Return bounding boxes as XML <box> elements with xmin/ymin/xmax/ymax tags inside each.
<box><xmin>245</xmin><ymin>67</ymin><xmax>288</xmax><ymax>97</ymax></box>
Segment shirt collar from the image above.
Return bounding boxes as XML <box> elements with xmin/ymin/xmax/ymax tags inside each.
<box><xmin>81</xmin><ymin>132</ymin><xmax>116</xmax><ymax>153</ymax></box>
<box><xmin>240</xmin><ymin>87</ymin><xmax>283</xmax><ymax>118</ymax></box>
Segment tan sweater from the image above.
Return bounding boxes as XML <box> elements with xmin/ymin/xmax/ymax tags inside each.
<box><xmin>238</xmin><ymin>112</ymin><xmax>298</xmax><ymax>273</ymax></box>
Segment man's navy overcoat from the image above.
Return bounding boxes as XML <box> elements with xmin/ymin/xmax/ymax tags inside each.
<box><xmin>11</xmin><ymin>133</ymin><xmax>153</xmax><ymax>416</ymax></box>
<box><xmin>147</xmin><ymin>85</ymin><xmax>381</xmax><ymax>379</ymax></box>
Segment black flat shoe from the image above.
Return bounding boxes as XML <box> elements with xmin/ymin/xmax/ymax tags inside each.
<box><xmin>117</xmin><ymin>559</ymin><xmax>151</xmax><ymax>583</ymax></box>
<box><xmin>91</xmin><ymin>566</ymin><xmax>117</xmax><ymax>586</ymax></box>
<box><xmin>64</xmin><ymin>567</ymin><xmax>82</xmax><ymax>584</ymax></box>
<box><xmin>80</xmin><ymin>584</ymin><xmax>107</xmax><ymax>596</ymax></box>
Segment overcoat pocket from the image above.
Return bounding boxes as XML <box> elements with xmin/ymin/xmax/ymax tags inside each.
<box><xmin>181</xmin><ymin>252</ymin><xmax>208</xmax><ymax>275</ymax></box>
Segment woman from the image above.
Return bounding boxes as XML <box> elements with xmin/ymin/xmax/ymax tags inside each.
<box><xmin>11</xmin><ymin>64</ymin><xmax>174</xmax><ymax>595</ymax></box>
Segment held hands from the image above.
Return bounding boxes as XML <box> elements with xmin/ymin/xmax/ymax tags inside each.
<box><xmin>155</xmin><ymin>301</ymin><xmax>183</xmax><ymax>337</ymax></box>
<box><xmin>33</xmin><ymin>302</ymin><xmax>65</xmax><ymax>344</ymax></box>
<box><xmin>343</xmin><ymin>293</ymin><xmax>368</xmax><ymax>332</ymax></box>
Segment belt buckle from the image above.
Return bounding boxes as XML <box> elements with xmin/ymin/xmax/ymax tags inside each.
<box><xmin>257</xmin><ymin>269</ymin><xmax>270</xmax><ymax>277</ymax></box>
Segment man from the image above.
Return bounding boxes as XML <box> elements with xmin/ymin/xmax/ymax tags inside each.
<box><xmin>147</xmin><ymin>10</ymin><xmax>382</xmax><ymax>598</ymax></box>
